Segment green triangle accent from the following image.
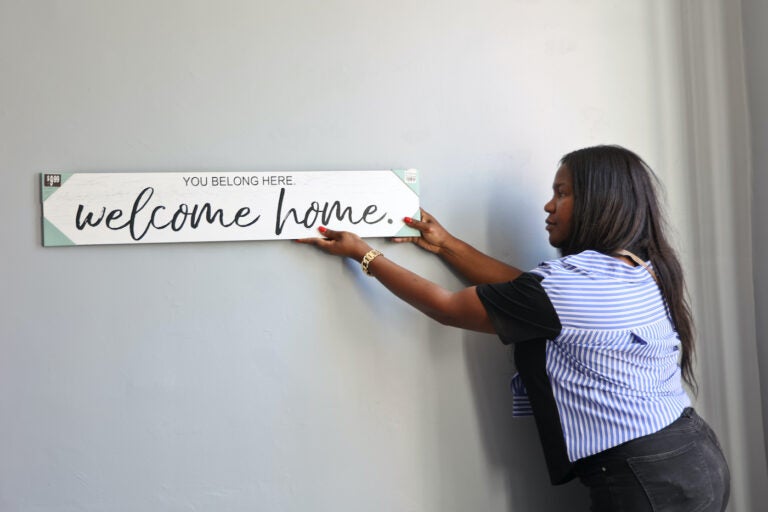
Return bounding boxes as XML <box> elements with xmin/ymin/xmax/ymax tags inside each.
<box><xmin>391</xmin><ymin>169</ymin><xmax>420</xmax><ymax>195</ymax></box>
<box><xmin>394</xmin><ymin>209</ymin><xmax>422</xmax><ymax>237</ymax></box>
<box><xmin>42</xmin><ymin>217</ymin><xmax>75</xmax><ymax>246</ymax></box>
<box><xmin>40</xmin><ymin>172</ymin><xmax>74</xmax><ymax>202</ymax></box>
<box><xmin>394</xmin><ymin>225</ymin><xmax>420</xmax><ymax>237</ymax></box>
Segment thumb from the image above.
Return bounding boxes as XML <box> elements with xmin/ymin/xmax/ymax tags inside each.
<box><xmin>318</xmin><ymin>226</ymin><xmax>340</xmax><ymax>239</ymax></box>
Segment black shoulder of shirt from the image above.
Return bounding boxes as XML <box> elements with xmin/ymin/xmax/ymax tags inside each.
<box><xmin>475</xmin><ymin>272</ymin><xmax>562</xmax><ymax>344</ymax></box>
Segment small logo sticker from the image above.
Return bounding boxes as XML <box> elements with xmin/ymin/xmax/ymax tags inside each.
<box><xmin>44</xmin><ymin>174</ymin><xmax>62</xmax><ymax>187</ymax></box>
<box><xmin>404</xmin><ymin>169</ymin><xmax>418</xmax><ymax>184</ymax></box>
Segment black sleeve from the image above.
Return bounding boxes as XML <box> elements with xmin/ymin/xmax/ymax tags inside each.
<box><xmin>476</xmin><ymin>272</ymin><xmax>562</xmax><ymax>344</ymax></box>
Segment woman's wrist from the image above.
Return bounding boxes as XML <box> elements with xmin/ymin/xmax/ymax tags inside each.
<box><xmin>360</xmin><ymin>248</ymin><xmax>383</xmax><ymax>275</ymax></box>
<box><xmin>436</xmin><ymin>234</ymin><xmax>461</xmax><ymax>258</ymax></box>
<box><xmin>351</xmin><ymin>244</ymin><xmax>374</xmax><ymax>261</ymax></box>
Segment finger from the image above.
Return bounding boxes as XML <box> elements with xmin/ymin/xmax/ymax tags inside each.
<box><xmin>318</xmin><ymin>226</ymin><xmax>343</xmax><ymax>240</ymax></box>
<box><xmin>391</xmin><ymin>236</ymin><xmax>420</xmax><ymax>244</ymax></box>
<box><xmin>295</xmin><ymin>236</ymin><xmax>325</xmax><ymax>246</ymax></box>
<box><xmin>403</xmin><ymin>216</ymin><xmax>431</xmax><ymax>233</ymax></box>
<box><xmin>294</xmin><ymin>237</ymin><xmax>315</xmax><ymax>244</ymax></box>
<box><xmin>296</xmin><ymin>229</ymin><xmax>337</xmax><ymax>243</ymax></box>
<box><xmin>296</xmin><ymin>236</ymin><xmax>336</xmax><ymax>252</ymax></box>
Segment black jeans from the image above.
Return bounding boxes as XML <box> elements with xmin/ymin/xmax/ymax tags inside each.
<box><xmin>574</xmin><ymin>408</ymin><xmax>730</xmax><ymax>512</ymax></box>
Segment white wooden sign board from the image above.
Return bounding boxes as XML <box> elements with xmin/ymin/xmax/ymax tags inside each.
<box><xmin>40</xmin><ymin>170</ymin><xmax>420</xmax><ymax>246</ymax></box>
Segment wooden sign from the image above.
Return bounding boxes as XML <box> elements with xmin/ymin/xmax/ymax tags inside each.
<box><xmin>40</xmin><ymin>170</ymin><xmax>420</xmax><ymax>246</ymax></box>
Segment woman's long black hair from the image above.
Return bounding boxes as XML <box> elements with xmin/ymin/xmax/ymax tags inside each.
<box><xmin>559</xmin><ymin>145</ymin><xmax>697</xmax><ymax>392</ymax></box>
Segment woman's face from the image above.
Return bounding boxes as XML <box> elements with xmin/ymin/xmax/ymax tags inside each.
<box><xmin>544</xmin><ymin>165</ymin><xmax>574</xmax><ymax>248</ymax></box>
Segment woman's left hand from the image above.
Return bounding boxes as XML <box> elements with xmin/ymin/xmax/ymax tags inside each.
<box><xmin>296</xmin><ymin>227</ymin><xmax>372</xmax><ymax>260</ymax></box>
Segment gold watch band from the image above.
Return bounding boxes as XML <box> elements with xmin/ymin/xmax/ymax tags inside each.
<box><xmin>361</xmin><ymin>249</ymin><xmax>383</xmax><ymax>276</ymax></box>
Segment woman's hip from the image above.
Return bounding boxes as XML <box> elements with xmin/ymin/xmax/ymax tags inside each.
<box><xmin>574</xmin><ymin>408</ymin><xmax>730</xmax><ymax>512</ymax></box>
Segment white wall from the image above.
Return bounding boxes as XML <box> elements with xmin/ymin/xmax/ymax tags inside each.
<box><xmin>1</xmin><ymin>1</ymin><xmax>763</xmax><ymax>510</ymax></box>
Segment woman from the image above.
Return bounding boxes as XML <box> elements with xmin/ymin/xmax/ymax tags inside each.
<box><xmin>298</xmin><ymin>145</ymin><xmax>730</xmax><ymax>511</ymax></box>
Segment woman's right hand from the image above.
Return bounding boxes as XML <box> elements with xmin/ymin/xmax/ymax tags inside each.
<box><xmin>392</xmin><ymin>208</ymin><xmax>455</xmax><ymax>255</ymax></box>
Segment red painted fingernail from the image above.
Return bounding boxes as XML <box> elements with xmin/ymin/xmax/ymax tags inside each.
<box><xmin>404</xmin><ymin>217</ymin><xmax>413</xmax><ymax>224</ymax></box>
<box><xmin>318</xmin><ymin>226</ymin><xmax>327</xmax><ymax>233</ymax></box>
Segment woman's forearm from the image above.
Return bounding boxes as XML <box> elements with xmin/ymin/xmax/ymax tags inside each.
<box><xmin>398</xmin><ymin>212</ymin><xmax>522</xmax><ymax>285</ymax></box>
<box><xmin>437</xmin><ymin>236</ymin><xmax>523</xmax><ymax>285</ymax></box>
<box><xmin>296</xmin><ymin>226</ymin><xmax>499</xmax><ymax>333</ymax></box>
<box><xmin>365</xmin><ymin>253</ymin><xmax>495</xmax><ymax>333</ymax></box>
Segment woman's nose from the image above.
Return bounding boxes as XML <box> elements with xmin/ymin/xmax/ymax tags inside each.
<box><xmin>544</xmin><ymin>197</ymin><xmax>555</xmax><ymax>213</ymax></box>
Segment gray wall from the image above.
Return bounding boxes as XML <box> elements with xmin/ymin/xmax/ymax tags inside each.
<box><xmin>668</xmin><ymin>2</ymin><xmax>768</xmax><ymax>510</ymax></box>
<box><xmin>1</xmin><ymin>1</ymin><xmax>763</xmax><ymax>511</ymax></box>
<box><xmin>743</xmin><ymin>0</ymin><xmax>768</xmax><ymax>471</ymax></box>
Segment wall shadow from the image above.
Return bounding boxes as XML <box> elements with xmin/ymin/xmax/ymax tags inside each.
<box><xmin>460</xmin><ymin>178</ymin><xmax>589</xmax><ymax>510</ymax></box>
<box><xmin>462</xmin><ymin>332</ymin><xmax>590</xmax><ymax>511</ymax></box>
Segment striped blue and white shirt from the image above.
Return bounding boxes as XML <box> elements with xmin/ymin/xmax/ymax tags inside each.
<box><xmin>477</xmin><ymin>250</ymin><xmax>691</xmax><ymax>484</ymax></box>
